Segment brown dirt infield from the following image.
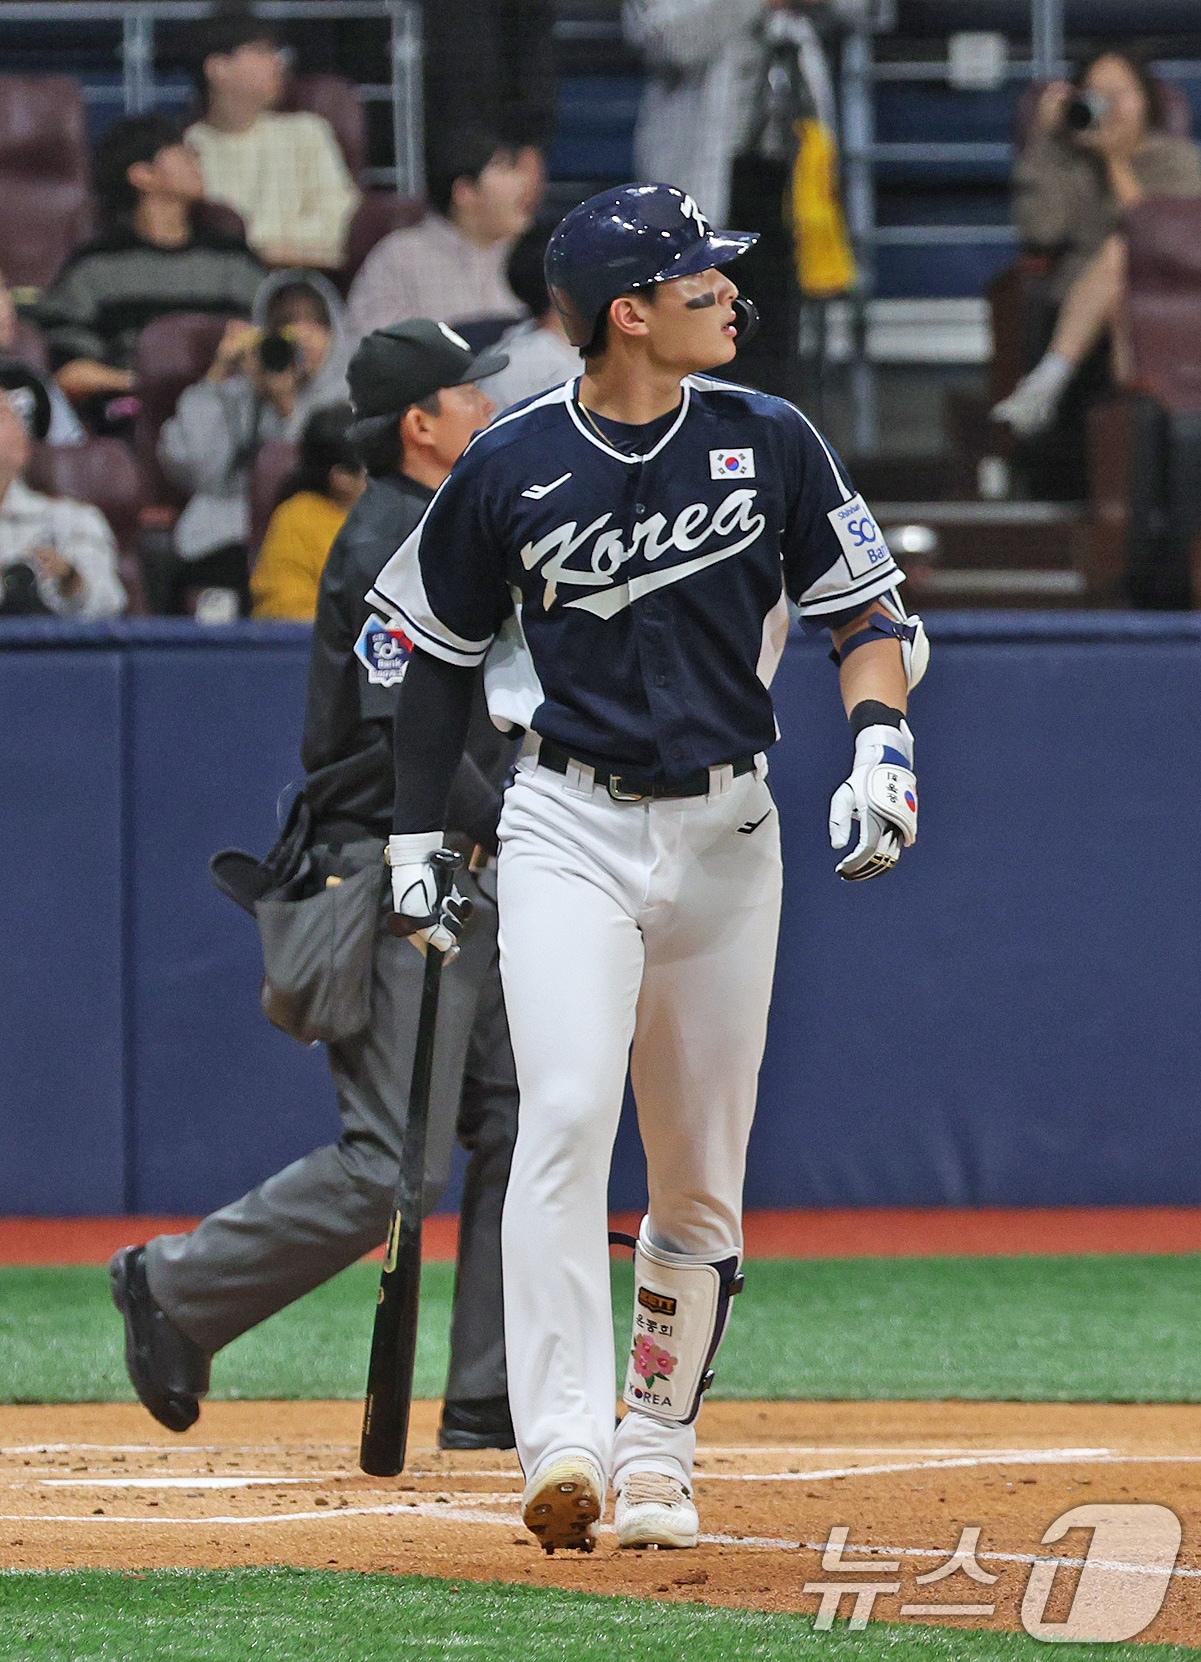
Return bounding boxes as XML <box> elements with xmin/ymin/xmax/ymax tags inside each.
<box><xmin>3</xmin><ymin>1400</ymin><xmax>1199</xmax><ymax>1644</ymax></box>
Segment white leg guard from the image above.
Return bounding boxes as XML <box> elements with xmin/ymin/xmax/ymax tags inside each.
<box><xmin>621</xmin><ymin>1218</ymin><xmax>744</xmax><ymax>1426</ymax></box>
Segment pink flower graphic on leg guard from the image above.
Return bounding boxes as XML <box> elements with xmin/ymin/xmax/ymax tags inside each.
<box><xmin>631</xmin><ymin>1334</ymin><xmax>679</xmax><ymax>1391</ymax></box>
<box><xmin>632</xmin><ymin>1335</ymin><xmax>658</xmax><ymax>1383</ymax></box>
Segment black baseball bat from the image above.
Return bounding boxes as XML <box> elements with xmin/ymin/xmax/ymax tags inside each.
<box><xmin>360</xmin><ymin>848</ymin><xmax>462</xmax><ymax>1476</ymax></box>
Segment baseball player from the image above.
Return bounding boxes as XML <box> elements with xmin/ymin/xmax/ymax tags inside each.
<box><xmin>370</xmin><ymin>184</ymin><xmax>927</xmax><ymax>1550</ymax></box>
<box><xmin>111</xmin><ymin>322</ymin><xmax>520</xmax><ymax>1453</ymax></box>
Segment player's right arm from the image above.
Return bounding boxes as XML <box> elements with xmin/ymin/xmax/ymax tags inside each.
<box><xmin>366</xmin><ymin>448</ymin><xmax>511</xmax><ymax>952</ymax></box>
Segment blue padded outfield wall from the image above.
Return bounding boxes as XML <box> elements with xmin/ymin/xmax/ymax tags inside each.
<box><xmin>3</xmin><ymin>616</ymin><xmax>1200</xmax><ymax>1216</ymax></box>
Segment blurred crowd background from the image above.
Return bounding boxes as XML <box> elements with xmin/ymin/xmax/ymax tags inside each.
<box><xmin>0</xmin><ymin>0</ymin><xmax>1199</xmax><ymax>625</ymax></box>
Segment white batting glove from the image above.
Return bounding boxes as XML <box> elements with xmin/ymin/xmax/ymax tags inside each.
<box><xmin>386</xmin><ymin>832</ymin><xmax>470</xmax><ymax>958</ymax></box>
<box><xmin>829</xmin><ymin>723</ymin><xmax>918</xmax><ymax>882</ymax></box>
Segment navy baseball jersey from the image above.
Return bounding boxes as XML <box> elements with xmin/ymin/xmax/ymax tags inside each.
<box><xmin>368</xmin><ymin>373</ymin><xmax>905</xmax><ymax>774</ymax></box>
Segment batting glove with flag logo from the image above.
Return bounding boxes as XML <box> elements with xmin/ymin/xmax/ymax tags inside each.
<box><xmin>386</xmin><ymin>832</ymin><xmax>472</xmax><ymax>957</ymax></box>
<box><xmin>829</xmin><ymin>722</ymin><xmax>917</xmax><ymax>882</ymax></box>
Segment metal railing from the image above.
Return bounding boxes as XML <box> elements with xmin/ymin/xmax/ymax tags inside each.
<box><xmin>0</xmin><ymin>0</ymin><xmax>423</xmax><ymax>193</ymax></box>
<box><xmin>839</xmin><ymin>0</ymin><xmax>1068</xmax><ymax>451</ymax></box>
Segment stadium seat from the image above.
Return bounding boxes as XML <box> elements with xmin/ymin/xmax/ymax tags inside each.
<box><xmin>342</xmin><ymin>192</ymin><xmax>424</xmax><ymax>284</ymax></box>
<box><xmin>10</xmin><ymin>315</ymin><xmax>49</xmax><ymax>373</ymax></box>
<box><xmin>27</xmin><ymin>437</ymin><xmax>152</xmax><ymax>614</ymax></box>
<box><xmin>1122</xmin><ymin>197</ymin><xmax>1201</xmax><ymax>414</ymax></box>
<box><xmin>131</xmin><ymin>311</ymin><xmax>234</xmax><ymax>503</ymax></box>
<box><xmin>248</xmin><ymin>438</ymin><xmax>300</xmax><ymax>561</ymax></box>
<box><xmin>1082</xmin><ymin>199</ymin><xmax>1201</xmax><ymax>608</ymax></box>
<box><xmin>0</xmin><ymin>76</ymin><xmax>92</xmax><ymax>290</ymax></box>
<box><xmin>285</xmin><ymin>73</ymin><xmax>367</xmax><ymax>180</ymax></box>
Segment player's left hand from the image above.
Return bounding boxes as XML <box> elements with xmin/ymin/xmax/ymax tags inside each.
<box><xmin>829</xmin><ymin>722</ymin><xmax>917</xmax><ymax>882</ymax></box>
<box><xmin>386</xmin><ymin>832</ymin><xmax>472</xmax><ymax>958</ymax></box>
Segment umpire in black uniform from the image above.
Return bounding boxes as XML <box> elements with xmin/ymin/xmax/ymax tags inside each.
<box><xmin>112</xmin><ymin>322</ymin><xmax>520</xmax><ymax>1451</ymax></box>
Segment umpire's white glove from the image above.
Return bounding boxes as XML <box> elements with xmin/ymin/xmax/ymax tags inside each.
<box><xmin>386</xmin><ymin>832</ymin><xmax>471</xmax><ymax>958</ymax></box>
<box><xmin>829</xmin><ymin>722</ymin><xmax>918</xmax><ymax>882</ymax></box>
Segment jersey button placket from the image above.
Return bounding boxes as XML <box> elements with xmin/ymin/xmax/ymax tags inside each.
<box><xmin>629</xmin><ymin>458</ymin><xmax>688</xmax><ymax>771</ymax></box>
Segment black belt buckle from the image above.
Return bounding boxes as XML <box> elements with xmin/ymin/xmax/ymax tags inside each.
<box><xmin>606</xmin><ymin>773</ymin><xmax>647</xmax><ymax>802</ymax></box>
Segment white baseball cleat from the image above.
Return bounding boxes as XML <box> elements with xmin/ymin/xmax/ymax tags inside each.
<box><xmin>615</xmin><ymin>1470</ymin><xmax>700</xmax><ymax>1549</ymax></box>
<box><xmin>521</xmin><ymin>1453</ymin><xmax>605</xmax><ymax>1554</ymax></box>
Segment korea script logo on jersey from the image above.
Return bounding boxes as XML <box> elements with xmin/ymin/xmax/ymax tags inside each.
<box><xmin>519</xmin><ymin>489</ymin><xmax>767</xmax><ymax>619</ymax></box>
<box><xmin>354</xmin><ymin>613</ymin><xmax>414</xmax><ymax>686</ymax></box>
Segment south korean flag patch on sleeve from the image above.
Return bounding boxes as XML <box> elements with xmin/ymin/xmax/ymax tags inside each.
<box><xmin>354</xmin><ymin>613</ymin><xmax>414</xmax><ymax>686</ymax></box>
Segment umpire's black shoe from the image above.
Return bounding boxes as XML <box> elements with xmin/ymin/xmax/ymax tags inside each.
<box><xmin>438</xmin><ymin>1395</ymin><xmax>517</xmax><ymax>1451</ymax></box>
<box><xmin>109</xmin><ymin>1245</ymin><xmax>211</xmax><ymax>1433</ymax></box>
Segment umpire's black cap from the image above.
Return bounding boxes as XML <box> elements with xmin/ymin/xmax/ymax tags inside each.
<box><xmin>347</xmin><ymin>320</ymin><xmax>508</xmax><ymax>424</ymax></box>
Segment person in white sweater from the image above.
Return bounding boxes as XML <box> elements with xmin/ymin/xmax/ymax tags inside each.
<box><xmin>183</xmin><ymin>7</ymin><xmax>358</xmax><ymax>269</ymax></box>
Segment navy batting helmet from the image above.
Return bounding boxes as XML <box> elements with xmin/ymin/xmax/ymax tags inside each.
<box><xmin>545</xmin><ymin>183</ymin><xmax>759</xmax><ymax>349</ymax></box>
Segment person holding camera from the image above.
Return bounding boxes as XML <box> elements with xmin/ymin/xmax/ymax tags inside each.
<box><xmin>0</xmin><ymin>379</ymin><xmax>124</xmax><ymax>618</ymax></box>
<box><xmin>158</xmin><ymin>269</ymin><xmax>350</xmax><ymax>613</ymax></box>
<box><xmin>993</xmin><ymin>49</ymin><xmax>1201</xmax><ymax>439</ymax></box>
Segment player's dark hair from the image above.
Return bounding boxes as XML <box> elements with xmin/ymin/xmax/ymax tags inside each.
<box><xmin>276</xmin><ymin>401</ymin><xmax>362</xmax><ymax>505</ymax></box>
<box><xmin>1072</xmin><ymin>46</ymin><xmax>1167</xmax><ymax>130</ymax></box>
<box><xmin>357</xmin><ymin>392</ymin><xmax>442</xmax><ymax>477</ymax></box>
<box><xmin>95</xmin><ymin>113</ymin><xmax>185</xmax><ymax>223</ymax></box>
<box><xmin>427</xmin><ymin>125</ymin><xmax>515</xmax><ymax>219</ymax></box>
<box><xmin>581</xmin><ymin>286</ymin><xmax>659</xmax><ymax>362</ymax></box>
<box><xmin>506</xmin><ymin>224</ymin><xmax>553</xmax><ymax>318</ymax></box>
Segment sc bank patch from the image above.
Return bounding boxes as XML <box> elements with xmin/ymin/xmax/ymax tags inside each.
<box><xmin>827</xmin><ymin>494</ymin><xmax>891</xmax><ymax>578</ymax></box>
<box><xmin>355</xmin><ymin>613</ymin><xmax>414</xmax><ymax>686</ymax></box>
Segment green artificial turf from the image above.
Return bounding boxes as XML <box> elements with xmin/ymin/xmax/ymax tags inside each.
<box><xmin>1</xmin><ymin>1254</ymin><xmax>1198</xmax><ymax>1407</ymax></box>
<box><xmin>0</xmin><ymin>1571</ymin><xmax>1196</xmax><ymax>1662</ymax></box>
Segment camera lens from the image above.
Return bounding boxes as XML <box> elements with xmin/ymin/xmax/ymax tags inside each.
<box><xmin>258</xmin><ymin>332</ymin><xmax>298</xmax><ymax>374</ymax></box>
<box><xmin>1064</xmin><ymin>91</ymin><xmax>1109</xmax><ymax>132</ymax></box>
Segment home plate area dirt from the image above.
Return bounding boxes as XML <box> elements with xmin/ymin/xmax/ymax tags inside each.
<box><xmin>3</xmin><ymin>1400</ymin><xmax>1199</xmax><ymax>1644</ymax></box>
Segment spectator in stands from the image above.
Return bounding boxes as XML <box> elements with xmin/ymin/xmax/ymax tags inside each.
<box><xmin>346</xmin><ymin>126</ymin><xmax>535</xmax><ymax>342</ymax></box>
<box><xmin>159</xmin><ymin>270</ymin><xmax>351</xmax><ymax>613</ymax></box>
<box><xmin>184</xmin><ymin>6</ymin><xmax>358</xmax><ymax>270</ymax></box>
<box><xmin>37</xmin><ymin>114</ymin><xmax>264</xmax><ymax>420</ymax></box>
<box><xmin>485</xmin><ymin>225</ymin><xmax>581</xmax><ymax>411</ymax></box>
<box><xmin>0</xmin><ymin>271</ymin><xmax>82</xmax><ymax>444</ymax></box>
<box><xmin>624</xmin><ymin>0</ymin><xmax>847</xmax><ymax>222</ymax></box>
<box><xmin>0</xmin><ymin>382</ymin><xmax>124</xmax><ymax>618</ymax></box>
<box><xmin>251</xmin><ymin>400</ymin><xmax>365</xmax><ymax>620</ymax></box>
<box><xmin>993</xmin><ymin>49</ymin><xmax>1201</xmax><ymax>438</ymax></box>
<box><xmin>421</xmin><ymin>0</ymin><xmax>556</xmax><ymax>170</ymax></box>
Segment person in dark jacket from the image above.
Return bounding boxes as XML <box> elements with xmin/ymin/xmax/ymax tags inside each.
<box><xmin>111</xmin><ymin>320</ymin><xmax>520</xmax><ymax>1452</ymax></box>
<box><xmin>38</xmin><ymin>113</ymin><xmax>264</xmax><ymax>415</ymax></box>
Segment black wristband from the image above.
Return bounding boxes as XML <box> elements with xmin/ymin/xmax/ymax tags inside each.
<box><xmin>849</xmin><ymin>699</ymin><xmax>906</xmax><ymax>738</ymax></box>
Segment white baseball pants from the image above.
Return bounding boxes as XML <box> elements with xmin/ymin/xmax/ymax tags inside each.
<box><xmin>496</xmin><ymin>754</ymin><xmax>782</xmax><ymax>1490</ymax></box>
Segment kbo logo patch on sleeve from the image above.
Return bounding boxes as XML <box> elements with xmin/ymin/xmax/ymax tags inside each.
<box><xmin>709</xmin><ymin>448</ymin><xmax>755</xmax><ymax>480</ymax></box>
<box><xmin>827</xmin><ymin>494</ymin><xmax>891</xmax><ymax>577</ymax></box>
<box><xmin>354</xmin><ymin>613</ymin><xmax>414</xmax><ymax>686</ymax></box>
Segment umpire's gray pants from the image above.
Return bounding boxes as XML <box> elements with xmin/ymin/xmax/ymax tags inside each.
<box><xmin>145</xmin><ymin>841</ymin><xmax>517</xmax><ymax>1406</ymax></box>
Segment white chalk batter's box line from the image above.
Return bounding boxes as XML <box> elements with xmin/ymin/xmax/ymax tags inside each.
<box><xmin>1</xmin><ymin>1496</ymin><xmax>1199</xmax><ymax>1590</ymax></box>
<box><xmin>0</xmin><ymin>1442</ymin><xmax>1154</xmax><ymax>1459</ymax></box>
<box><xmin>12</xmin><ymin>1449</ymin><xmax>1201</xmax><ymax>1491</ymax></box>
